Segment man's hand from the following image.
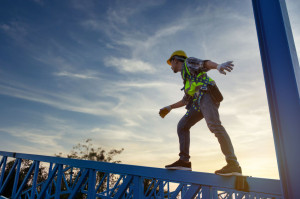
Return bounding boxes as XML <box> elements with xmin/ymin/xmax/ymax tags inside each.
<box><xmin>159</xmin><ymin>105</ymin><xmax>172</xmax><ymax>118</ymax></box>
<box><xmin>217</xmin><ymin>61</ymin><xmax>234</xmax><ymax>75</ymax></box>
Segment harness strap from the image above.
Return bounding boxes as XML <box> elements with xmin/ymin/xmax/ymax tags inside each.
<box><xmin>182</xmin><ymin>60</ymin><xmax>216</xmax><ymax>114</ymax></box>
<box><xmin>189</xmin><ymin>78</ymin><xmax>215</xmax><ymax>113</ymax></box>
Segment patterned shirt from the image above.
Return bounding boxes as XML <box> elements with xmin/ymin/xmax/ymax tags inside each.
<box><xmin>181</xmin><ymin>57</ymin><xmax>210</xmax><ymax>106</ymax></box>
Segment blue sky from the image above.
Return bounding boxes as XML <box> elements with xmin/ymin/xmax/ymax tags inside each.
<box><xmin>1</xmin><ymin>0</ymin><xmax>299</xmax><ymax>179</ymax></box>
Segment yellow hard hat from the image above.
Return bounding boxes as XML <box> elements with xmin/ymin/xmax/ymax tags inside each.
<box><xmin>167</xmin><ymin>50</ymin><xmax>187</xmax><ymax>65</ymax></box>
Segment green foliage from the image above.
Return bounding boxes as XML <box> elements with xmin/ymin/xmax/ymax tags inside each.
<box><xmin>55</xmin><ymin>139</ymin><xmax>124</xmax><ymax>197</ymax></box>
<box><xmin>2</xmin><ymin>139</ymin><xmax>124</xmax><ymax>198</ymax></box>
<box><xmin>56</xmin><ymin>138</ymin><xmax>124</xmax><ymax>163</ymax></box>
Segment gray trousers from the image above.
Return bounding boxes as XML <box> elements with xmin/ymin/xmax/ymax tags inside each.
<box><xmin>177</xmin><ymin>93</ymin><xmax>239</xmax><ymax>165</ymax></box>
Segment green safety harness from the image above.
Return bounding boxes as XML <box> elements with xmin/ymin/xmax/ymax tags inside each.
<box><xmin>181</xmin><ymin>59</ymin><xmax>215</xmax><ymax>114</ymax></box>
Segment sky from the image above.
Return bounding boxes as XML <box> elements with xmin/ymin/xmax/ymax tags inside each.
<box><xmin>0</xmin><ymin>0</ymin><xmax>299</xmax><ymax>180</ymax></box>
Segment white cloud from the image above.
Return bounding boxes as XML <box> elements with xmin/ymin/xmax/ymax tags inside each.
<box><xmin>118</xmin><ymin>81</ymin><xmax>173</xmax><ymax>88</ymax></box>
<box><xmin>0</xmin><ymin>80</ymin><xmax>114</xmax><ymax>116</ymax></box>
<box><xmin>0</xmin><ymin>127</ymin><xmax>65</xmax><ymax>153</ymax></box>
<box><xmin>54</xmin><ymin>71</ymin><xmax>99</xmax><ymax>79</ymax></box>
<box><xmin>104</xmin><ymin>57</ymin><xmax>155</xmax><ymax>74</ymax></box>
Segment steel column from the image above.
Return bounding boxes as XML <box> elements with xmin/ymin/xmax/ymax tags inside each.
<box><xmin>133</xmin><ymin>176</ymin><xmax>143</xmax><ymax>199</ymax></box>
<box><xmin>87</xmin><ymin>169</ymin><xmax>96</xmax><ymax>199</ymax></box>
<box><xmin>252</xmin><ymin>0</ymin><xmax>300</xmax><ymax>198</ymax></box>
<box><xmin>54</xmin><ymin>164</ymin><xmax>63</xmax><ymax>199</ymax></box>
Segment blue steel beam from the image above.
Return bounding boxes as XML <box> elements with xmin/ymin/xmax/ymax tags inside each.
<box><xmin>0</xmin><ymin>151</ymin><xmax>282</xmax><ymax>198</ymax></box>
<box><xmin>0</xmin><ymin>151</ymin><xmax>281</xmax><ymax>195</ymax></box>
<box><xmin>252</xmin><ymin>0</ymin><xmax>300</xmax><ymax>198</ymax></box>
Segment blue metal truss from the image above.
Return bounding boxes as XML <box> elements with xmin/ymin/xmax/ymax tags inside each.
<box><xmin>0</xmin><ymin>151</ymin><xmax>282</xmax><ymax>199</ymax></box>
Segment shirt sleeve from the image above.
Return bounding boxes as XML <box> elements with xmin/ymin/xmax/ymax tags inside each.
<box><xmin>186</xmin><ymin>57</ymin><xmax>210</xmax><ymax>74</ymax></box>
<box><xmin>202</xmin><ymin>60</ymin><xmax>211</xmax><ymax>72</ymax></box>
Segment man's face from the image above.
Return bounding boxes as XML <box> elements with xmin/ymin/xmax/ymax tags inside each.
<box><xmin>170</xmin><ymin>59</ymin><xmax>180</xmax><ymax>73</ymax></box>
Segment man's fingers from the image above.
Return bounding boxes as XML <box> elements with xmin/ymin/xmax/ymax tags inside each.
<box><xmin>218</xmin><ymin>61</ymin><xmax>234</xmax><ymax>75</ymax></box>
<box><xmin>226</xmin><ymin>61</ymin><xmax>234</xmax><ymax>67</ymax></box>
<box><xmin>227</xmin><ymin>66</ymin><xmax>234</xmax><ymax>70</ymax></box>
<box><xmin>224</xmin><ymin>67</ymin><xmax>232</xmax><ymax>72</ymax></box>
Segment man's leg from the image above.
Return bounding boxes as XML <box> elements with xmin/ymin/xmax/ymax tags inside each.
<box><xmin>199</xmin><ymin>93</ymin><xmax>242</xmax><ymax>175</ymax></box>
<box><xmin>165</xmin><ymin>108</ymin><xmax>203</xmax><ymax>170</ymax></box>
<box><xmin>177</xmin><ymin>108</ymin><xmax>203</xmax><ymax>162</ymax></box>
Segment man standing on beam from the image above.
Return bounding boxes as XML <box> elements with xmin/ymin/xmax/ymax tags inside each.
<box><xmin>159</xmin><ymin>50</ymin><xmax>242</xmax><ymax>176</ymax></box>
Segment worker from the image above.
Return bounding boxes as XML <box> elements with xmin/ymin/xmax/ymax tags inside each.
<box><xmin>159</xmin><ymin>50</ymin><xmax>242</xmax><ymax>176</ymax></box>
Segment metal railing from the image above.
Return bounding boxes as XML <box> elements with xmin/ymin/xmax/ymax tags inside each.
<box><xmin>0</xmin><ymin>151</ymin><xmax>282</xmax><ymax>198</ymax></box>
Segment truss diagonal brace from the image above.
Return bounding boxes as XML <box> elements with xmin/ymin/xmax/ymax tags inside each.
<box><xmin>14</xmin><ymin>161</ymin><xmax>37</xmax><ymax>199</ymax></box>
<box><xmin>0</xmin><ymin>159</ymin><xmax>19</xmax><ymax>194</ymax></box>
<box><xmin>113</xmin><ymin>175</ymin><xmax>133</xmax><ymax>199</ymax></box>
<box><xmin>37</xmin><ymin>164</ymin><xmax>59</xmax><ymax>199</ymax></box>
<box><xmin>182</xmin><ymin>184</ymin><xmax>201</xmax><ymax>199</ymax></box>
<box><xmin>68</xmin><ymin>169</ymin><xmax>89</xmax><ymax>199</ymax></box>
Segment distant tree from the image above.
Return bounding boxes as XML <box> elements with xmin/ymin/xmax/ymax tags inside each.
<box><xmin>56</xmin><ymin>138</ymin><xmax>124</xmax><ymax>163</ymax></box>
<box><xmin>55</xmin><ymin>139</ymin><xmax>124</xmax><ymax>198</ymax></box>
<box><xmin>1</xmin><ymin>139</ymin><xmax>124</xmax><ymax>198</ymax></box>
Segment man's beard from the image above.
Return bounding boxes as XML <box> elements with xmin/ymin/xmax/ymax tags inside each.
<box><xmin>172</xmin><ymin>66</ymin><xmax>178</xmax><ymax>73</ymax></box>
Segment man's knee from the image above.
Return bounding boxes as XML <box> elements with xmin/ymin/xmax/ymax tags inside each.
<box><xmin>207</xmin><ymin>122</ymin><xmax>225</xmax><ymax>134</ymax></box>
<box><xmin>177</xmin><ymin>121</ymin><xmax>189</xmax><ymax>135</ymax></box>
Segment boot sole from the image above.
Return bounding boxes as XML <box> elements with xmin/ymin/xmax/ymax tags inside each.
<box><xmin>216</xmin><ymin>172</ymin><xmax>243</xmax><ymax>176</ymax></box>
<box><xmin>165</xmin><ymin>166</ymin><xmax>192</xmax><ymax>171</ymax></box>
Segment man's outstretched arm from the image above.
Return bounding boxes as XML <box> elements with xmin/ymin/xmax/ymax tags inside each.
<box><xmin>204</xmin><ymin>60</ymin><xmax>234</xmax><ymax>75</ymax></box>
<box><xmin>159</xmin><ymin>100</ymin><xmax>185</xmax><ymax>118</ymax></box>
<box><xmin>159</xmin><ymin>93</ymin><xmax>192</xmax><ymax>118</ymax></box>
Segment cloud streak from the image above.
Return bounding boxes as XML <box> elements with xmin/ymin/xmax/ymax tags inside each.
<box><xmin>104</xmin><ymin>57</ymin><xmax>155</xmax><ymax>74</ymax></box>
